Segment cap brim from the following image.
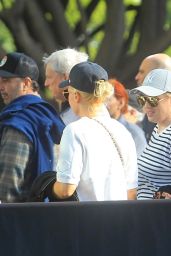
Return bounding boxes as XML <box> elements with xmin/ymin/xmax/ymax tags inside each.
<box><xmin>128</xmin><ymin>92</ymin><xmax>142</xmax><ymax>112</ymax></box>
<box><xmin>130</xmin><ymin>86</ymin><xmax>165</xmax><ymax>97</ymax></box>
<box><xmin>59</xmin><ymin>79</ymin><xmax>70</xmax><ymax>88</ymax></box>
<box><xmin>0</xmin><ymin>70</ymin><xmax>18</xmax><ymax>78</ymax></box>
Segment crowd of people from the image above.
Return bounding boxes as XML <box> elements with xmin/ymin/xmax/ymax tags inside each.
<box><xmin>0</xmin><ymin>48</ymin><xmax>170</xmax><ymax>203</ymax></box>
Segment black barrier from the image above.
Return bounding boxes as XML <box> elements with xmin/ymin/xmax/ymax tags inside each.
<box><xmin>0</xmin><ymin>200</ymin><xmax>170</xmax><ymax>256</ymax></box>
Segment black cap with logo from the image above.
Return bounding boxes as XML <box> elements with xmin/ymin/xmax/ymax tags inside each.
<box><xmin>59</xmin><ymin>61</ymin><xmax>108</xmax><ymax>93</ymax></box>
<box><xmin>0</xmin><ymin>52</ymin><xmax>39</xmax><ymax>81</ymax></box>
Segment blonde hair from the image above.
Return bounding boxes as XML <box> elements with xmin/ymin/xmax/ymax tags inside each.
<box><xmin>71</xmin><ymin>80</ymin><xmax>114</xmax><ymax>113</ymax></box>
<box><xmin>79</xmin><ymin>80</ymin><xmax>113</xmax><ymax>100</ymax></box>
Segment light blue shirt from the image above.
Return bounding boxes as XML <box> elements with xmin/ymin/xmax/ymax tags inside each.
<box><xmin>60</xmin><ymin>107</ymin><xmax>79</xmax><ymax>125</ymax></box>
<box><xmin>118</xmin><ymin>115</ymin><xmax>147</xmax><ymax>157</ymax></box>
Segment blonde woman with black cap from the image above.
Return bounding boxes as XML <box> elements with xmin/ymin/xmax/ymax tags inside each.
<box><xmin>53</xmin><ymin>62</ymin><xmax>137</xmax><ymax>201</ymax></box>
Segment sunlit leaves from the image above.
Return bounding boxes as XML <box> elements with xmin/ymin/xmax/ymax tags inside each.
<box><xmin>0</xmin><ymin>0</ymin><xmax>15</xmax><ymax>11</ymax></box>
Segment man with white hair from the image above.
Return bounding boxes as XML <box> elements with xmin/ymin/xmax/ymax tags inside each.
<box><xmin>43</xmin><ymin>48</ymin><xmax>88</xmax><ymax>125</ymax></box>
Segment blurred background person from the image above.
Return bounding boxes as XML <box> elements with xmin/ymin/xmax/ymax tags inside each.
<box><xmin>135</xmin><ymin>53</ymin><xmax>171</xmax><ymax>85</ymax></box>
<box><xmin>43</xmin><ymin>48</ymin><xmax>88</xmax><ymax>125</ymax></box>
<box><xmin>107</xmin><ymin>79</ymin><xmax>147</xmax><ymax>157</ymax></box>
<box><xmin>134</xmin><ymin>53</ymin><xmax>171</xmax><ymax>142</ymax></box>
<box><xmin>126</xmin><ymin>89</ymin><xmax>145</xmax><ymax>128</ymax></box>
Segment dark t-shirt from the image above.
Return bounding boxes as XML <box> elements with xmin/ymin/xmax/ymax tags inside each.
<box><xmin>142</xmin><ymin>114</ymin><xmax>155</xmax><ymax>142</ymax></box>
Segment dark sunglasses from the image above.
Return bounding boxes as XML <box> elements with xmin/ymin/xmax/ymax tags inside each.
<box><xmin>136</xmin><ymin>95</ymin><xmax>166</xmax><ymax>107</ymax></box>
<box><xmin>63</xmin><ymin>89</ymin><xmax>69</xmax><ymax>101</ymax></box>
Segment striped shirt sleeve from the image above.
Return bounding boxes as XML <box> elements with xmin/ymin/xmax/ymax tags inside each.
<box><xmin>137</xmin><ymin>125</ymin><xmax>171</xmax><ymax>199</ymax></box>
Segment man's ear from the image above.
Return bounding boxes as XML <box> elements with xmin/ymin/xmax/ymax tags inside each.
<box><xmin>23</xmin><ymin>77</ymin><xmax>32</xmax><ymax>91</ymax></box>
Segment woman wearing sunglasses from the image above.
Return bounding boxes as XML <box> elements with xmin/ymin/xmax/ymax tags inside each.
<box><xmin>51</xmin><ymin>61</ymin><xmax>138</xmax><ymax>201</ymax></box>
<box><xmin>130</xmin><ymin>68</ymin><xmax>171</xmax><ymax>199</ymax></box>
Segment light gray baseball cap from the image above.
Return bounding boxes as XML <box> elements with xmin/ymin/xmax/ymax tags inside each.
<box><xmin>130</xmin><ymin>69</ymin><xmax>171</xmax><ymax>96</ymax></box>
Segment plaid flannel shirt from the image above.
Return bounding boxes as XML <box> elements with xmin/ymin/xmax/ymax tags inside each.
<box><xmin>0</xmin><ymin>127</ymin><xmax>33</xmax><ymax>202</ymax></box>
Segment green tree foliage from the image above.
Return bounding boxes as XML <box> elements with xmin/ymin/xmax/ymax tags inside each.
<box><xmin>0</xmin><ymin>0</ymin><xmax>171</xmax><ymax>89</ymax></box>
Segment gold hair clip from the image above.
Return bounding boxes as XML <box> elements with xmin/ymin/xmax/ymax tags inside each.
<box><xmin>94</xmin><ymin>80</ymin><xmax>105</xmax><ymax>97</ymax></box>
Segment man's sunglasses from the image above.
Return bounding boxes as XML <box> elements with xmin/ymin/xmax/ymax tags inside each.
<box><xmin>63</xmin><ymin>89</ymin><xmax>69</xmax><ymax>101</ymax></box>
<box><xmin>136</xmin><ymin>95</ymin><xmax>167</xmax><ymax>107</ymax></box>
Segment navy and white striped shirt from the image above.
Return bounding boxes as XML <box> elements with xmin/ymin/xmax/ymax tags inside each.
<box><xmin>137</xmin><ymin>125</ymin><xmax>171</xmax><ymax>199</ymax></box>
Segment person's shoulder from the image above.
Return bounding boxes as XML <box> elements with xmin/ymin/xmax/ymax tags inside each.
<box><xmin>60</xmin><ymin>107</ymin><xmax>79</xmax><ymax>125</ymax></box>
<box><xmin>126</xmin><ymin>122</ymin><xmax>147</xmax><ymax>144</ymax></box>
<box><xmin>1</xmin><ymin>126</ymin><xmax>31</xmax><ymax>144</ymax></box>
<box><xmin>108</xmin><ymin>119</ymin><xmax>137</xmax><ymax>151</ymax></box>
<box><xmin>62</xmin><ymin>118</ymin><xmax>90</xmax><ymax>140</ymax></box>
<box><xmin>119</xmin><ymin>115</ymin><xmax>145</xmax><ymax>137</ymax></box>
<box><xmin>63</xmin><ymin>117</ymin><xmax>83</xmax><ymax>130</ymax></box>
<box><xmin>127</xmin><ymin>121</ymin><xmax>145</xmax><ymax>135</ymax></box>
<box><xmin>65</xmin><ymin>117</ymin><xmax>88</xmax><ymax>129</ymax></box>
<box><xmin>110</xmin><ymin>118</ymin><xmax>132</xmax><ymax>134</ymax></box>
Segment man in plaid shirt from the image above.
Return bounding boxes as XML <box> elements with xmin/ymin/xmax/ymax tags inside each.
<box><xmin>0</xmin><ymin>52</ymin><xmax>65</xmax><ymax>203</ymax></box>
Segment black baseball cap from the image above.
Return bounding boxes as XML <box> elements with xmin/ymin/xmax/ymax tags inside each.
<box><xmin>59</xmin><ymin>61</ymin><xmax>108</xmax><ymax>93</ymax></box>
<box><xmin>0</xmin><ymin>52</ymin><xmax>39</xmax><ymax>81</ymax></box>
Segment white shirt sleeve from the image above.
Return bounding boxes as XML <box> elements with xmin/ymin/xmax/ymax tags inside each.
<box><xmin>56</xmin><ymin>125</ymin><xmax>83</xmax><ymax>185</ymax></box>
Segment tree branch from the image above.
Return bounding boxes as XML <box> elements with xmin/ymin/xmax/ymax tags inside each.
<box><xmin>24</xmin><ymin>0</ymin><xmax>57</xmax><ymax>53</ymax></box>
<box><xmin>95</xmin><ymin>0</ymin><xmax>125</xmax><ymax>75</ymax></box>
